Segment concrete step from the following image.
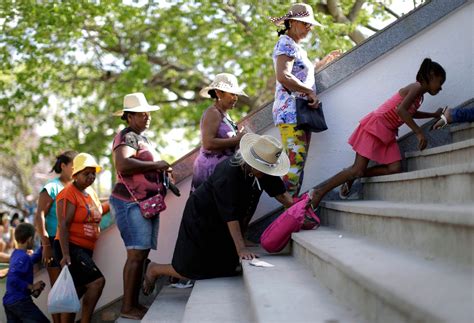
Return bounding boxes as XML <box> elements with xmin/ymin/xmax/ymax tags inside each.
<box><xmin>361</xmin><ymin>162</ymin><xmax>474</xmax><ymax>203</ymax></box>
<box><xmin>404</xmin><ymin>138</ymin><xmax>474</xmax><ymax>171</ymax></box>
<box><xmin>451</xmin><ymin>122</ymin><xmax>474</xmax><ymax>142</ymax></box>
<box><xmin>292</xmin><ymin>228</ymin><xmax>474</xmax><ymax>323</ymax></box>
<box><xmin>242</xmin><ymin>252</ymin><xmax>365</xmax><ymax>323</ymax></box>
<box><xmin>141</xmin><ymin>286</ymin><xmax>192</xmax><ymax>323</ymax></box>
<box><xmin>320</xmin><ymin>200</ymin><xmax>474</xmax><ymax>265</ymax></box>
<box><xmin>181</xmin><ymin>276</ymin><xmax>252</xmax><ymax>323</ymax></box>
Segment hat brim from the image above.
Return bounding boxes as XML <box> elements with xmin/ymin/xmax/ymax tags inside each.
<box><xmin>113</xmin><ymin>105</ymin><xmax>160</xmax><ymax>116</ymax></box>
<box><xmin>199</xmin><ymin>86</ymin><xmax>248</xmax><ymax>98</ymax></box>
<box><xmin>240</xmin><ymin>133</ymin><xmax>290</xmax><ymax>177</ymax></box>
<box><xmin>73</xmin><ymin>165</ymin><xmax>101</xmax><ymax>176</ymax></box>
<box><xmin>274</xmin><ymin>16</ymin><xmax>322</xmax><ymax>27</ymax></box>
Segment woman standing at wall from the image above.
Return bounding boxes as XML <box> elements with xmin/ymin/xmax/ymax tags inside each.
<box><xmin>270</xmin><ymin>3</ymin><xmax>340</xmax><ymax>197</ymax></box>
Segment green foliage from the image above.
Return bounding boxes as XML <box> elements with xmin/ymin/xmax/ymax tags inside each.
<box><xmin>0</xmin><ymin>0</ymin><xmax>405</xmax><ymax>166</ymax></box>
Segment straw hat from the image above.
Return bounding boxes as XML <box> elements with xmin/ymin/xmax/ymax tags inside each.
<box><xmin>113</xmin><ymin>92</ymin><xmax>160</xmax><ymax>116</ymax></box>
<box><xmin>199</xmin><ymin>73</ymin><xmax>248</xmax><ymax>98</ymax></box>
<box><xmin>72</xmin><ymin>153</ymin><xmax>101</xmax><ymax>176</ymax></box>
<box><xmin>240</xmin><ymin>134</ymin><xmax>290</xmax><ymax>176</ymax></box>
<box><xmin>269</xmin><ymin>3</ymin><xmax>321</xmax><ymax>27</ymax></box>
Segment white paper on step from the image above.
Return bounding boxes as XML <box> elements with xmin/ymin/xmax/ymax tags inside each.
<box><xmin>249</xmin><ymin>258</ymin><xmax>274</xmax><ymax>267</ymax></box>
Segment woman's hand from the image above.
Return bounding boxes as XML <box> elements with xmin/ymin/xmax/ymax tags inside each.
<box><xmin>416</xmin><ymin>131</ymin><xmax>427</xmax><ymax>150</ymax></box>
<box><xmin>154</xmin><ymin>160</ymin><xmax>170</xmax><ymax>171</ymax></box>
<box><xmin>307</xmin><ymin>92</ymin><xmax>319</xmax><ymax>108</ymax></box>
<box><xmin>60</xmin><ymin>255</ymin><xmax>71</xmax><ymax>268</ymax></box>
<box><xmin>42</xmin><ymin>245</ymin><xmax>54</xmax><ymax>266</ymax></box>
<box><xmin>238</xmin><ymin>247</ymin><xmax>258</xmax><ymax>260</ymax></box>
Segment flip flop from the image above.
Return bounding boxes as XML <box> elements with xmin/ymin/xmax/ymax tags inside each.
<box><xmin>431</xmin><ymin>106</ymin><xmax>449</xmax><ymax>130</ymax></box>
<box><xmin>339</xmin><ymin>182</ymin><xmax>351</xmax><ymax>200</ymax></box>
<box><xmin>120</xmin><ymin>311</ymin><xmax>143</xmax><ymax>320</ymax></box>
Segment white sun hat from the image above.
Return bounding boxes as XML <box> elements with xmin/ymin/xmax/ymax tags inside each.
<box><xmin>114</xmin><ymin>92</ymin><xmax>160</xmax><ymax>116</ymax></box>
<box><xmin>269</xmin><ymin>3</ymin><xmax>322</xmax><ymax>27</ymax></box>
<box><xmin>199</xmin><ymin>73</ymin><xmax>248</xmax><ymax>98</ymax></box>
<box><xmin>240</xmin><ymin>133</ymin><xmax>290</xmax><ymax>176</ymax></box>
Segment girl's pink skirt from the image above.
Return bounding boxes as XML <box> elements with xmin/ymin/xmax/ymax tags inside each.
<box><xmin>348</xmin><ymin>113</ymin><xmax>401</xmax><ymax>164</ymax></box>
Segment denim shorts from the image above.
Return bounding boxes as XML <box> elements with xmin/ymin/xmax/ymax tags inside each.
<box><xmin>110</xmin><ymin>195</ymin><xmax>159</xmax><ymax>250</ymax></box>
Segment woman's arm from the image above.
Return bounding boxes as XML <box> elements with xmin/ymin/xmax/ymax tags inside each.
<box><xmin>275</xmin><ymin>55</ymin><xmax>318</xmax><ymax>107</ymax></box>
<box><xmin>397</xmin><ymin>83</ymin><xmax>427</xmax><ymax>150</ymax></box>
<box><xmin>274</xmin><ymin>192</ymin><xmax>294</xmax><ymax>208</ymax></box>
<box><xmin>227</xmin><ymin>220</ymin><xmax>257</xmax><ymax>260</ymax></box>
<box><xmin>34</xmin><ymin>191</ymin><xmax>53</xmax><ymax>245</ymax></box>
<box><xmin>315</xmin><ymin>50</ymin><xmax>342</xmax><ymax>72</ymax></box>
<box><xmin>201</xmin><ymin>108</ymin><xmax>243</xmax><ymax>151</ymax></box>
<box><xmin>57</xmin><ymin>199</ymin><xmax>76</xmax><ymax>267</ymax></box>
<box><xmin>413</xmin><ymin>108</ymin><xmax>444</xmax><ymax>119</ymax></box>
<box><xmin>113</xmin><ymin>145</ymin><xmax>170</xmax><ymax>175</ymax></box>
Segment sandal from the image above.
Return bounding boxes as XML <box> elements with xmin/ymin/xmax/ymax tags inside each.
<box><xmin>120</xmin><ymin>311</ymin><xmax>144</xmax><ymax>320</ymax></box>
<box><xmin>431</xmin><ymin>106</ymin><xmax>449</xmax><ymax>130</ymax></box>
<box><xmin>339</xmin><ymin>182</ymin><xmax>351</xmax><ymax>200</ymax></box>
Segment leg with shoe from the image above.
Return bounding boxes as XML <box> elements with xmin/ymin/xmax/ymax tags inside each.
<box><xmin>433</xmin><ymin>106</ymin><xmax>474</xmax><ymax>129</ymax></box>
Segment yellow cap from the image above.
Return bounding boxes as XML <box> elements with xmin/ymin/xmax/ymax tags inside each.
<box><xmin>72</xmin><ymin>153</ymin><xmax>101</xmax><ymax>176</ymax></box>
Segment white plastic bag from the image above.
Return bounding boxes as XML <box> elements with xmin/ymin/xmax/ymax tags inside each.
<box><xmin>47</xmin><ymin>266</ymin><xmax>81</xmax><ymax>314</ymax></box>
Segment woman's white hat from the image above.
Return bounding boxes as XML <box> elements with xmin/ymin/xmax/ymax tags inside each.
<box><xmin>240</xmin><ymin>133</ymin><xmax>290</xmax><ymax>176</ymax></box>
<box><xmin>114</xmin><ymin>92</ymin><xmax>160</xmax><ymax>116</ymax></box>
<box><xmin>199</xmin><ymin>73</ymin><xmax>248</xmax><ymax>98</ymax></box>
<box><xmin>72</xmin><ymin>153</ymin><xmax>101</xmax><ymax>176</ymax></box>
<box><xmin>269</xmin><ymin>3</ymin><xmax>321</xmax><ymax>27</ymax></box>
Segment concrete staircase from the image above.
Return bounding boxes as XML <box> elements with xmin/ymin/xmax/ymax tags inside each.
<box><xmin>140</xmin><ymin>118</ymin><xmax>473</xmax><ymax>323</ymax></box>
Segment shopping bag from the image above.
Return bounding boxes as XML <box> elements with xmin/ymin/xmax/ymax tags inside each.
<box><xmin>260</xmin><ymin>193</ymin><xmax>319</xmax><ymax>253</ymax></box>
<box><xmin>47</xmin><ymin>266</ymin><xmax>81</xmax><ymax>314</ymax></box>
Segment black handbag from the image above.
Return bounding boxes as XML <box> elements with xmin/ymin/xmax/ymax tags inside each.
<box><xmin>295</xmin><ymin>98</ymin><xmax>328</xmax><ymax>133</ymax></box>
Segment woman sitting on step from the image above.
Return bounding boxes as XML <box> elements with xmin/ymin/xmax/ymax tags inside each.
<box><xmin>143</xmin><ymin>134</ymin><xmax>293</xmax><ymax>294</ymax></box>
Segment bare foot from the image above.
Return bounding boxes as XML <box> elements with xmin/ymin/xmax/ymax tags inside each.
<box><xmin>142</xmin><ymin>264</ymin><xmax>156</xmax><ymax>296</ymax></box>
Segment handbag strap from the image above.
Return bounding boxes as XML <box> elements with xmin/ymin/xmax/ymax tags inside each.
<box><xmin>117</xmin><ymin>172</ymin><xmax>164</xmax><ymax>203</ymax></box>
<box><xmin>117</xmin><ymin>173</ymin><xmax>140</xmax><ymax>203</ymax></box>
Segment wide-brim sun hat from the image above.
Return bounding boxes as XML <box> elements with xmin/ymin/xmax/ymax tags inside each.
<box><xmin>199</xmin><ymin>73</ymin><xmax>248</xmax><ymax>98</ymax></box>
<box><xmin>240</xmin><ymin>133</ymin><xmax>290</xmax><ymax>177</ymax></box>
<box><xmin>269</xmin><ymin>3</ymin><xmax>322</xmax><ymax>27</ymax></box>
<box><xmin>72</xmin><ymin>153</ymin><xmax>102</xmax><ymax>176</ymax></box>
<box><xmin>113</xmin><ymin>92</ymin><xmax>160</xmax><ymax>116</ymax></box>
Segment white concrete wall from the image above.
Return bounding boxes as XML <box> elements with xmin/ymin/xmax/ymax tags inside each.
<box><xmin>34</xmin><ymin>2</ymin><xmax>473</xmax><ymax>317</ymax></box>
<box><xmin>258</xmin><ymin>2</ymin><xmax>473</xmax><ymax>212</ymax></box>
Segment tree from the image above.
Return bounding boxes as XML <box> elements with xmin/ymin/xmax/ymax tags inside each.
<box><xmin>0</xmin><ymin>0</ymin><xmax>416</xmax><ymax>165</ymax></box>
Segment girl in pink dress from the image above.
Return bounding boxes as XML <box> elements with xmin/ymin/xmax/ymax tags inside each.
<box><xmin>310</xmin><ymin>58</ymin><xmax>446</xmax><ymax>207</ymax></box>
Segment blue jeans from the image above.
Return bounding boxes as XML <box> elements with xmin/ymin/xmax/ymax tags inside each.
<box><xmin>4</xmin><ymin>298</ymin><xmax>49</xmax><ymax>323</ymax></box>
<box><xmin>110</xmin><ymin>196</ymin><xmax>159</xmax><ymax>250</ymax></box>
<box><xmin>451</xmin><ymin>107</ymin><xmax>474</xmax><ymax>123</ymax></box>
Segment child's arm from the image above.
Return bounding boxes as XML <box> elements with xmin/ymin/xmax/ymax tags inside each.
<box><xmin>413</xmin><ymin>107</ymin><xmax>444</xmax><ymax>119</ymax></box>
<box><xmin>30</xmin><ymin>247</ymin><xmax>43</xmax><ymax>264</ymax></box>
<box><xmin>397</xmin><ymin>83</ymin><xmax>427</xmax><ymax>150</ymax></box>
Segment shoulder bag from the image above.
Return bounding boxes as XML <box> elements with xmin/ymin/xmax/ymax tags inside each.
<box><xmin>118</xmin><ymin>173</ymin><xmax>166</xmax><ymax>219</ymax></box>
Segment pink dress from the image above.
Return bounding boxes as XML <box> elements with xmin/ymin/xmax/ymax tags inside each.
<box><xmin>348</xmin><ymin>92</ymin><xmax>423</xmax><ymax>164</ymax></box>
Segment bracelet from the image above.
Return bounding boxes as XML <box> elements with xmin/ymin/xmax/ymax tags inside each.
<box><xmin>42</xmin><ymin>244</ymin><xmax>51</xmax><ymax>247</ymax></box>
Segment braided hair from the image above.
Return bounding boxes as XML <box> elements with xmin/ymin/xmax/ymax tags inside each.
<box><xmin>50</xmin><ymin>150</ymin><xmax>77</xmax><ymax>174</ymax></box>
<box><xmin>277</xmin><ymin>20</ymin><xmax>291</xmax><ymax>37</ymax></box>
<box><xmin>416</xmin><ymin>58</ymin><xmax>446</xmax><ymax>85</ymax></box>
